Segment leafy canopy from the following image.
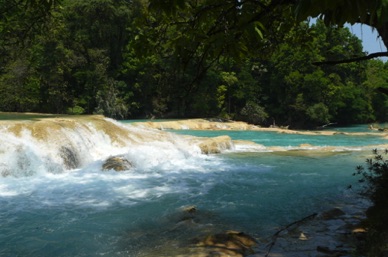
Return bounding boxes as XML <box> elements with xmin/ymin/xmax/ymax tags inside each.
<box><xmin>141</xmin><ymin>0</ymin><xmax>388</xmax><ymax>63</ymax></box>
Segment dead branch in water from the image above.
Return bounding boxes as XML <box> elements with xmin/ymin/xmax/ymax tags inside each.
<box><xmin>265</xmin><ymin>213</ymin><xmax>318</xmax><ymax>257</ymax></box>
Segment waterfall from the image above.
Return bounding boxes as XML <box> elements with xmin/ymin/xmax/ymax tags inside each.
<box><xmin>0</xmin><ymin>116</ymin><xmax>215</xmax><ymax>177</ymax></box>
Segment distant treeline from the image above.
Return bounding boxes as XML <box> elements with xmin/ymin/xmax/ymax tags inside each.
<box><xmin>1</xmin><ymin>0</ymin><xmax>388</xmax><ymax>128</ymax></box>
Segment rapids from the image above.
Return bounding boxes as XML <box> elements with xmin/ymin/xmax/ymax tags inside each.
<box><xmin>0</xmin><ymin>115</ymin><xmax>385</xmax><ymax>256</ymax></box>
<box><xmin>0</xmin><ymin>116</ymin><xmax>218</xmax><ymax>177</ymax></box>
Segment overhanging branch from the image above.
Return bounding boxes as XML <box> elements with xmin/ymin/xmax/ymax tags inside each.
<box><xmin>313</xmin><ymin>51</ymin><xmax>388</xmax><ymax>65</ymax></box>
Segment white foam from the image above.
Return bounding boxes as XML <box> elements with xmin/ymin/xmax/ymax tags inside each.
<box><xmin>0</xmin><ymin>118</ymin><xmax>226</xmax><ymax>211</ymax></box>
<box><xmin>0</xmin><ymin>152</ymin><xmax>220</xmax><ymax>211</ymax></box>
<box><xmin>0</xmin><ymin>118</ymin><xmax>211</xmax><ymax>177</ymax></box>
<box><xmin>233</xmin><ymin>143</ymin><xmax>268</xmax><ymax>152</ymax></box>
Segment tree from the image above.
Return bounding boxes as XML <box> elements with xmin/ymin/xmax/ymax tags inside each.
<box><xmin>136</xmin><ymin>0</ymin><xmax>296</xmax><ymax>69</ymax></box>
<box><xmin>0</xmin><ymin>0</ymin><xmax>62</xmax><ymax>112</ymax></box>
<box><xmin>252</xmin><ymin>20</ymin><xmax>371</xmax><ymax>127</ymax></box>
<box><xmin>240</xmin><ymin>101</ymin><xmax>269</xmax><ymax>125</ymax></box>
<box><xmin>94</xmin><ymin>79</ymin><xmax>129</xmax><ymax>119</ymax></box>
<box><xmin>364</xmin><ymin>60</ymin><xmax>388</xmax><ymax>121</ymax></box>
<box><xmin>295</xmin><ymin>0</ymin><xmax>388</xmax><ymax>52</ymax></box>
<box><xmin>144</xmin><ymin>0</ymin><xmax>388</xmax><ymax>65</ymax></box>
<box><xmin>0</xmin><ymin>56</ymin><xmax>40</xmax><ymax>112</ymax></box>
<box><xmin>0</xmin><ymin>0</ymin><xmax>60</xmax><ymax>46</ymax></box>
<box><xmin>0</xmin><ymin>0</ymin><xmax>386</xmax><ymax>124</ymax></box>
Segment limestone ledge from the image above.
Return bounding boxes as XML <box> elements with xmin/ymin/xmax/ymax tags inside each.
<box><xmin>132</xmin><ymin>119</ymin><xmax>388</xmax><ymax>154</ymax></box>
<box><xmin>0</xmin><ymin>115</ymin><xmax>238</xmax><ymax>157</ymax></box>
<box><xmin>191</xmin><ymin>135</ymin><xmax>234</xmax><ymax>154</ymax></box>
<box><xmin>3</xmin><ymin>115</ymin><xmax>387</xmax><ymax>159</ymax></box>
<box><xmin>131</xmin><ymin>119</ymin><xmax>388</xmax><ymax>138</ymax></box>
<box><xmin>132</xmin><ymin>119</ymin><xmax>260</xmax><ymax>131</ymax></box>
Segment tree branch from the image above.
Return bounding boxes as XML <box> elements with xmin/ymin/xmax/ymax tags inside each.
<box><xmin>313</xmin><ymin>51</ymin><xmax>388</xmax><ymax>65</ymax></box>
<box><xmin>265</xmin><ymin>213</ymin><xmax>317</xmax><ymax>257</ymax></box>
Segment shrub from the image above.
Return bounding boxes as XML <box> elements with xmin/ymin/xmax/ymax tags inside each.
<box><xmin>354</xmin><ymin>149</ymin><xmax>388</xmax><ymax>256</ymax></box>
<box><xmin>240</xmin><ymin>101</ymin><xmax>268</xmax><ymax>125</ymax></box>
<box><xmin>66</xmin><ymin>105</ymin><xmax>85</xmax><ymax>115</ymax></box>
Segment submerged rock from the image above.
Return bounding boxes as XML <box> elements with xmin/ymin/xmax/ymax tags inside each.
<box><xmin>319</xmin><ymin>207</ymin><xmax>346</xmax><ymax>220</ymax></box>
<box><xmin>194</xmin><ymin>230</ymin><xmax>258</xmax><ymax>257</ymax></box>
<box><xmin>170</xmin><ymin>205</ymin><xmax>214</xmax><ymax>230</ymax></box>
<box><xmin>183</xmin><ymin>205</ymin><xmax>197</xmax><ymax>214</ymax></box>
<box><xmin>102</xmin><ymin>156</ymin><xmax>133</xmax><ymax>171</ymax></box>
<box><xmin>160</xmin><ymin>206</ymin><xmax>257</xmax><ymax>257</ymax></box>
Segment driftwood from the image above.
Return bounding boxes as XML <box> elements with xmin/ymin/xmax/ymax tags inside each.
<box><xmin>265</xmin><ymin>213</ymin><xmax>318</xmax><ymax>257</ymax></box>
<box><xmin>317</xmin><ymin>122</ymin><xmax>337</xmax><ymax>129</ymax></box>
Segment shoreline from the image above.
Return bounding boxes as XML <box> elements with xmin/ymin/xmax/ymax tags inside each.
<box><xmin>2</xmin><ymin>115</ymin><xmax>388</xmax><ymax>154</ymax></box>
<box><xmin>130</xmin><ymin>118</ymin><xmax>388</xmax><ymax>138</ymax></box>
<box><xmin>1</xmin><ymin>112</ymin><xmax>387</xmax><ymax>137</ymax></box>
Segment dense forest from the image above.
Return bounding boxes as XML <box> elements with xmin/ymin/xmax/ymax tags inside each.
<box><xmin>1</xmin><ymin>0</ymin><xmax>388</xmax><ymax>129</ymax></box>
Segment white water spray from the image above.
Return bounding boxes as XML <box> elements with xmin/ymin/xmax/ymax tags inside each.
<box><xmin>0</xmin><ymin>116</ymin><xmax>218</xmax><ymax>178</ymax></box>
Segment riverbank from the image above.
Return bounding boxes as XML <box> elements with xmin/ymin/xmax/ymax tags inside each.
<box><xmin>131</xmin><ymin>118</ymin><xmax>388</xmax><ymax>138</ymax></box>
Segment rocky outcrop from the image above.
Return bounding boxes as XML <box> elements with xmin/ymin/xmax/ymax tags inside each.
<box><xmin>197</xmin><ymin>135</ymin><xmax>234</xmax><ymax>154</ymax></box>
<box><xmin>102</xmin><ymin>156</ymin><xmax>133</xmax><ymax>171</ymax></box>
<box><xmin>132</xmin><ymin>119</ymin><xmax>260</xmax><ymax>131</ymax></box>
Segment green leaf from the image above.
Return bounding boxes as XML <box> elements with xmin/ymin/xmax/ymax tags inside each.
<box><xmin>255</xmin><ymin>26</ymin><xmax>263</xmax><ymax>39</ymax></box>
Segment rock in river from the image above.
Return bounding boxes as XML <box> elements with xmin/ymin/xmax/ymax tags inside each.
<box><xmin>102</xmin><ymin>156</ymin><xmax>133</xmax><ymax>171</ymax></box>
<box><xmin>194</xmin><ymin>230</ymin><xmax>258</xmax><ymax>257</ymax></box>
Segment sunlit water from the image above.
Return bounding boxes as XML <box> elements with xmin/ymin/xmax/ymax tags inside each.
<box><xmin>0</xmin><ymin>118</ymin><xmax>386</xmax><ymax>256</ymax></box>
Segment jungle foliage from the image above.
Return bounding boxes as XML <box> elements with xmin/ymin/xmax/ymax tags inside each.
<box><xmin>355</xmin><ymin>150</ymin><xmax>388</xmax><ymax>256</ymax></box>
<box><xmin>0</xmin><ymin>0</ymin><xmax>388</xmax><ymax>129</ymax></box>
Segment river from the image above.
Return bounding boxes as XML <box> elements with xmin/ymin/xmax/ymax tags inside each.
<box><xmin>0</xmin><ymin>115</ymin><xmax>385</xmax><ymax>256</ymax></box>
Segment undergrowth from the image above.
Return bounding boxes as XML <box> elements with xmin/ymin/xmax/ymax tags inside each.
<box><xmin>354</xmin><ymin>149</ymin><xmax>388</xmax><ymax>256</ymax></box>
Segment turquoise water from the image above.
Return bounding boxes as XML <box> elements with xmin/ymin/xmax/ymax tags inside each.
<box><xmin>173</xmin><ymin>129</ymin><xmax>387</xmax><ymax>147</ymax></box>
<box><xmin>328</xmin><ymin>123</ymin><xmax>388</xmax><ymax>133</ymax></box>
<box><xmin>0</xmin><ymin>119</ymin><xmax>380</xmax><ymax>256</ymax></box>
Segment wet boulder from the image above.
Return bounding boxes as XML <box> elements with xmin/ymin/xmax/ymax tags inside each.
<box><xmin>170</xmin><ymin>205</ymin><xmax>205</xmax><ymax>229</ymax></box>
<box><xmin>183</xmin><ymin>205</ymin><xmax>197</xmax><ymax>214</ymax></box>
<box><xmin>59</xmin><ymin>146</ymin><xmax>80</xmax><ymax>169</ymax></box>
<box><xmin>102</xmin><ymin>156</ymin><xmax>133</xmax><ymax>171</ymax></box>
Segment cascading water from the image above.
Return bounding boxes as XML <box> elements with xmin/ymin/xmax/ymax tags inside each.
<box><xmin>0</xmin><ymin>116</ymin><xmax>216</xmax><ymax>177</ymax></box>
